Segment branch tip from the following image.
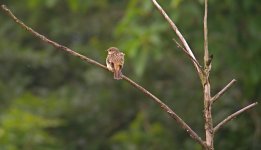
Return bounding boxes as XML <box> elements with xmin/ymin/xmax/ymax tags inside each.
<box><xmin>211</xmin><ymin>79</ymin><xmax>237</xmax><ymax>103</ymax></box>
<box><xmin>214</xmin><ymin>102</ymin><xmax>258</xmax><ymax>133</ymax></box>
<box><xmin>1</xmin><ymin>5</ymin><xmax>7</xmax><ymax>11</ymax></box>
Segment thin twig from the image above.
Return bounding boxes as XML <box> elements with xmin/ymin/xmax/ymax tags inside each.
<box><xmin>173</xmin><ymin>38</ymin><xmax>202</xmax><ymax>68</ymax></box>
<box><xmin>214</xmin><ymin>102</ymin><xmax>258</xmax><ymax>133</ymax></box>
<box><xmin>151</xmin><ymin>0</ymin><xmax>202</xmax><ymax>77</ymax></box>
<box><xmin>211</xmin><ymin>79</ymin><xmax>237</xmax><ymax>103</ymax></box>
<box><xmin>0</xmin><ymin>4</ymin><xmax>206</xmax><ymax>148</ymax></box>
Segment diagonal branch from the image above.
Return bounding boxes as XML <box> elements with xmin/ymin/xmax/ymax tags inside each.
<box><xmin>151</xmin><ymin>0</ymin><xmax>203</xmax><ymax>77</ymax></box>
<box><xmin>123</xmin><ymin>76</ymin><xmax>206</xmax><ymax>147</ymax></box>
<box><xmin>214</xmin><ymin>102</ymin><xmax>258</xmax><ymax>133</ymax></box>
<box><xmin>1</xmin><ymin>5</ymin><xmax>107</xmax><ymax>70</ymax></box>
<box><xmin>0</xmin><ymin>4</ymin><xmax>206</xmax><ymax>148</ymax></box>
<box><xmin>211</xmin><ymin>79</ymin><xmax>237</xmax><ymax>103</ymax></box>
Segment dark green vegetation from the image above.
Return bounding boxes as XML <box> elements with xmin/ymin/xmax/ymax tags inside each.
<box><xmin>0</xmin><ymin>0</ymin><xmax>260</xmax><ymax>149</ymax></box>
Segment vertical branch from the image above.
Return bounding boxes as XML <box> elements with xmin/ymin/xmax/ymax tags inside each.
<box><xmin>204</xmin><ymin>0</ymin><xmax>209</xmax><ymax>67</ymax></box>
<box><xmin>203</xmin><ymin>0</ymin><xmax>214</xmax><ymax>149</ymax></box>
<box><xmin>203</xmin><ymin>82</ymin><xmax>213</xmax><ymax>150</ymax></box>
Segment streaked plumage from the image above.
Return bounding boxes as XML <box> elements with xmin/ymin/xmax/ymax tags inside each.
<box><xmin>106</xmin><ymin>47</ymin><xmax>125</xmax><ymax>80</ymax></box>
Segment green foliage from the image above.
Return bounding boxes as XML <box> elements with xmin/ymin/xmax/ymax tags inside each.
<box><xmin>0</xmin><ymin>0</ymin><xmax>260</xmax><ymax>149</ymax></box>
<box><xmin>110</xmin><ymin>111</ymin><xmax>176</xmax><ymax>149</ymax></box>
<box><xmin>0</xmin><ymin>93</ymin><xmax>63</xmax><ymax>150</ymax></box>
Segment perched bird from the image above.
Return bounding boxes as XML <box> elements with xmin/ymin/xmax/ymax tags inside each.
<box><xmin>106</xmin><ymin>47</ymin><xmax>125</xmax><ymax>80</ymax></box>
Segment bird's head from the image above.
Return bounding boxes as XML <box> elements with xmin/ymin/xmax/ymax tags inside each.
<box><xmin>107</xmin><ymin>47</ymin><xmax>119</xmax><ymax>55</ymax></box>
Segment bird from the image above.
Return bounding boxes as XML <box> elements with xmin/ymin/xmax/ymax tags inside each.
<box><xmin>106</xmin><ymin>47</ymin><xmax>125</xmax><ymax>80</ymax></box>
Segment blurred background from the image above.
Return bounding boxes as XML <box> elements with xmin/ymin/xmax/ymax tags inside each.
<box><xmin>0</xmin><ymin>0</ymin><xmax>260</xmax><ymax>149</ymax></box>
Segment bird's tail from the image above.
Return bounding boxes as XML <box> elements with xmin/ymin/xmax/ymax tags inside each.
<box><xmin>114</xmin><ymin>69</ymin><xmax>123</xmax><ymax>80</ymax></box>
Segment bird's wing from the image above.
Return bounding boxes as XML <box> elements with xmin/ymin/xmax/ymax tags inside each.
<box><xmin>117</xmin><ymin>53</ymin><xmax>125</xmax><ymax>65</ymax></box>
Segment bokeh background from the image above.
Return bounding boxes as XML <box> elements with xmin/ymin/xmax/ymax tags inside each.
<box><xmin>0</xmin><ymin>0</ymin><xmax>260</xmax><ymax>149</ymax></box>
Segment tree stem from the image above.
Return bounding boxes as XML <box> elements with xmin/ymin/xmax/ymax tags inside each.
<box><xmin>203</xmin><ymin>0</ymin><xmax>214</xmax><ymax>149</ymax></box>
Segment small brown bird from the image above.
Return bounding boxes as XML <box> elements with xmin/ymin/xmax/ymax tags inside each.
<box><xmin>106</xmin><ymin>47</ymin><xmax>125</xmax><ymax>80</ymax></box>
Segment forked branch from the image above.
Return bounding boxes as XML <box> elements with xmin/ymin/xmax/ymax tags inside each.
<box><xmin>2</xmin><ymin>2</ymin><xmax>258</xmax><ymax>150</ymax></box>
<box><xmin>151</xmin><ymin>0</ymin><xmax>203</xmax><ymax>77</ymax></box>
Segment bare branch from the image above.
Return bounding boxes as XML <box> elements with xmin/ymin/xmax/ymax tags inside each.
<box><xmin>151</xmin><ymin>0</ymin><xmax>203</xmax><ymax>77</ymax></box>
<box><xmin>214</xmin><ymin>102</ymin><xmax>258</xmax><ymax>133</ymax></box>
<box><xmin>0</xmin><ymin>5</ymin><xmax>107</xmax><ymax>70</ymax></box>
<box><xmin>123</xmin><ymin>76</ymin><xmax>206</xmax><ymax>147</ymax></box>
<box><xmin>211</xmin><ymin>79</ymin><xmax>237</xmax><ymax>103</ymax></box>
<box><xmin>1</xmin><ymin>4</ymin><xmax>206</xmax><ymax>148</ymax></box>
